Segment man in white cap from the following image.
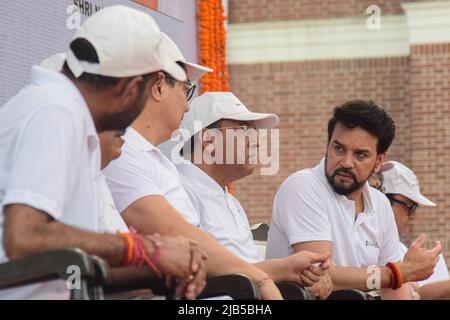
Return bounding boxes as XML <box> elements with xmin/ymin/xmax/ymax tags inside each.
<box><xmin>103</xmin><ymin>35</ymin><xmax>289</xmax><ymax>299</ymax></box>
<box><xmin>380</xmin><ymin>161</ymin><xmax>450</xmax><ymax>299</ymax></box>
<box><xmin>176</xmin><ymin>92</ymin><xmax>333</xmax><ymax>299</ymax></box>
<box><xmin>0</xmin><ymin>5</ymin><xmax>207</xmax><ymax>299</ymax></box>
<box><xmin>40</xmin><ymin>53</ymin><xmax>129</xmax><ymax>235</ymax></box>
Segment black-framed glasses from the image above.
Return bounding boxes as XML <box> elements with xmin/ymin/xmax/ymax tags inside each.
<box><xmin>163</xmin><ymin>73</ymin><xmax>196</xmax><ymax>101</ymax></box>
<box><xmin>387</xmin><ymin>195</ymin><xmax>418</xmax><ymax>219</ymax></box>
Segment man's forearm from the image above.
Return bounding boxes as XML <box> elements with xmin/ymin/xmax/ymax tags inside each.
<box><xmin>329</xmin><ymin>264</ymin><xmax>390</xmax><ymax>291</ymax></box>
<box><xmin>415</xmin><ymin>280</ymin><xmax>450</xmax><ymax>300</ymax></box>
<box><xmin>148</xmin><ymin>218</ymin><xmax>268</xmax><ymax>281</ymax></box>
<box><xmin>379</xmin><ymin>286</ymin><xmax>411</xmax><ymax>299</ymax></box>
<box><xmin>3</xmin><ymin>205</ymin><xmax>126</xmax><ymax>266</ymax></box>
<box><xmin>122</xmin><ymin>199</ymin><xmax>269</xmax><ymax>282</ymax></box>
<box><xmin>17</xmin><ymin>221</ymin><xmax>125</xmax><ymax>265</ymax></box>
<box><xmin>330</xmin><ymin>264</ymin><xmax>413</xmax><ymax>299</ymax></box>
<box><xmin>254</xmin><ymin>259</ymin><xmax>286</xmax><ymax>283</ymax></box>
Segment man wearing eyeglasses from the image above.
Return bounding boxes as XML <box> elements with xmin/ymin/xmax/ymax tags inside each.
<box><xmin>175</xmin><ymin>92</ymin><xmax>333</xmax><ymax>299</ymax></box>
<box><xmin>380</xmin><ymin>161</ymin><xmax>450</xmax><ymax>299</ymax></box>
<box><xmin>103</xmin><ymin>37</ymin><xmax>285</xmax><ymax>299</ymax></box>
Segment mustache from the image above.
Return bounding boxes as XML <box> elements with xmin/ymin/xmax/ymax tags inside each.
<box><xmin>332</xmin><ymin>167</ymin><xmax>357</xmax><ymax>180</ymax></box>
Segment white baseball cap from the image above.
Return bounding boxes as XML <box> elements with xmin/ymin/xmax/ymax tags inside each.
<box><xmin>181</xmin><ymin>92</ymin><xmax>279</xmax><ymax>141</ymax></box>
<box><xmin>40</xmin><ymin>53</ymin><xmax>65</xmax><ymax>72</ymax></box>
<box><xmin>160</xmin><ymin>33</ymin><xmax>213</xmax><ymax>82</ymax></box>
<box><xmin>381</xmin><ymin>160</ymin><xmax>436</xmax><ymax>207</ymax></box>
<box><xmin>66</xmin><ymin>5</ymin><xmax>186</xmax><ymax>81</ymax></box>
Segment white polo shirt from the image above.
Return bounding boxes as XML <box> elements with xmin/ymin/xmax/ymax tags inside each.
<box><xmin>400</xmin><ymin>242</ymin><xmax>449</xmax><ymax>287</ymax></box>
<box><xmin>266</xmin><ymin>158</ymin><xmax>402</xmax><ymax>268</ymax></box>
<box><xmin>177</xmin><ymin>162</ymin><xmax>261</xmax><ymax>263</ymax></box>
<box><xmin>97</xmin><ymin>173</ymin><xmax>129</xmax><ymax>234</ymax></box>
<box><xmin>103</xmin><ymin>128</ymin><xmax>200</xmax><ymax>227</ymax></box>
<box><xmin>0</xmin><ymin>66</ymin><xmax>102</xmax><ymax>299</ymax></box>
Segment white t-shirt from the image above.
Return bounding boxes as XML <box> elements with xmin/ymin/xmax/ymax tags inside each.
<box><xmin>97</xmin><ymin>173</ymin><xmax>129</xmax><ymax>234</ymax></box>
<box><xmin>177</xmin><ymin>162</ymin><xmax>261</xmax><ymax>263</ymax></box>
<box><xmin>103</xmin><ymin>128</ymin><xmax>200</xmax><ymax>227</ymax></box>
<box><xmin>400</xmin><ymin>242</ymin><xmax>449</xmax><ymax>286</ymax></box>
<box><xmin>266</xmin><ymin>158</ymin><xmax>403</xmax><ymax>268</ymax></box>
<box><xmin>0</xmin><ymin>66</ymin><xmax>102</xmax><ymax>299</ymax></box>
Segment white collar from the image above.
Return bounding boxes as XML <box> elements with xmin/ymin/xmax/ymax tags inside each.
<box><xmin>125</xmin><ymin>127</ymin><xmax>157</xmax><ymax>152</ymax></box>
<box><xmin>178</xmin><ymin>162</ymin><xmax>225</xmax><ymax>196</ymax></box>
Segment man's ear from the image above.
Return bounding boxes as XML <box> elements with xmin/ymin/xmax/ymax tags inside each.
<box><xmin>149</xmin><ymin>72</ymin><xmax>165</xmax><ymax>103</ymax></box>
<box><xmin>119</xmin><ymin>76</ymin><xmax>143</xmax><ymax>104</ymax></box>
<box><xmin>201</xmin><ymin>128</ymin><xmax>216</xmax><ymax>154</ymax></box>
<box><xmin>375</xmin><ymin>152</ymin><xmax>387</xmax><ymax>172</ymax></box>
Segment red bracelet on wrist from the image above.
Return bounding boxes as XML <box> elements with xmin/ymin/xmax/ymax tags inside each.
<box><xmin>386</xmin><ymin>262</ymin><xmax>403</xmax><ymax>290</ymax></box>
<box><xmin>129</xmin><ymin>228</ymin><xmax>163</xmax><ymax>279</ymax></box>
<box><xmin>118</xmin><ymin>228</ymin><xmax>163</xmax><ymax>279</ymax></box>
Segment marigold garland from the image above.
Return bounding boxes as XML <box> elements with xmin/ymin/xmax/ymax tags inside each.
<box><xmin>198</xmin><ymin>0</ymin><xmax>229</xmax><ymax>93</ymax></box>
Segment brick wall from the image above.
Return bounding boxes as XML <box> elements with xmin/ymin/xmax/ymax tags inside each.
<box><xmin>229</xmin><ymin>0</ymin><xmax>450</xmax><ymax>268</ymax></box>
<box><xmin>229</xmin><ymin>0</ymin><xmax>405</xmax><ymax>23</ymax></box>
<box><xmin>407</xmin><ymin>43</ymin><xmax>450</xmax><ymax>263</ymax></box>
<box><xmin>229</xmin><ymin>0</ymin><xmax>440</xmax><ymax>24</ymax></box>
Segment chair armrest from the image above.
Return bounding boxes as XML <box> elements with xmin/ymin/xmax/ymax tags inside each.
<box><xmin>88</xmin><ymin>255</ymin><xmax>110</xmax><ymax>300</ymax></box>
<box><xmin>0</xmin><ymin>248</ymin><xmax>97</xmax><ymax>299</ymax></box>
<box><xmin>327</xmin><ymin>289</ymin><xmax>375</xmax><ymax>300</ymax></box>
<box><xmin>197</xmin><ymin>274</ymin><xmax>260</xmax><ymax>300</ymax></box>
<box><xmin>276</xmin><ymin>281</ymin><xmax>315</xmax><ymax>300</ymax></box>
<box><xmin>251</xmin><ymin>223</ymin><xmax>270</xmax><ymax>241</ymax></box>
<box><xmin>103</xmin><ymin>267</ymin><xmax>170</xmax><ymax>296</ymax></box>
<box><xmin>104</xmin><ymin>273</ymin><xmax>260</xmax><ymax>300</ymax></box>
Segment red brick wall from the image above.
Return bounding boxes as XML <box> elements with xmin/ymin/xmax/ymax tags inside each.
<box><xmin>229</xmin><ymin>0</ymin><xmax>405</xmax><ymax>23</ymax></box>
<box><xmin>229</xmin><ymin>0</ymin><xmax>440</xmax><ymax>23</ymax></box>
<box><xmin>407</xmin><ymin>43</ymin><xmax>450</xmax><ymax>263</ymax></box>
<box><xmin>228</xmin><ymin>0</ymin><xmax>450</xmax><ymax>267</ymax></box>
<box><xmin>229</xmin><ymin>58</ymin><xmax>411</xmax><ymax>223</ymax></box>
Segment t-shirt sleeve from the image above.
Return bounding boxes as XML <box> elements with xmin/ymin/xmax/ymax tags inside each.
<box><xmin>378</xmin><ymin>198</ymin><xmax>403</xmax><ymax>265</ymax></box>
<box><xmin>274</xmin><ymin>172</ymin><xmax>332</xmax><ymax>246</ymax></box>
<box><xmin>102</xmin><ymin>146</ymin><xmax>163</xmax><ymax>214</ymax></box>
<box><xmin>2</xmin><ymin>106</ymin><xmax>81</xmax><ymax>220</ymax></box>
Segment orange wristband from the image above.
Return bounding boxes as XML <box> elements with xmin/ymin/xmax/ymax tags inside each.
<box><xmin>119</xmin><ymin>232</ymin><xmax>134</xmax><ymax>266</ymax></box>
<box><xmin>386</xmin><ymin>262</ymin><xmax>403</xmax><ymax>289</ymax></box>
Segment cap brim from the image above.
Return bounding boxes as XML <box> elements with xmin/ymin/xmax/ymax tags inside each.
<box><xmin>405</xmin><ymin>193</ymin><xmax>437</xmax><ymax>207</ymax></box>
<box><xmin>224</xmin><ymin>111</ymin><xmax>279</xmax><ymax>129</ymax></box>
<box><xmin>163</xmin><ymin>60</ymin><xmax>188</xmax><ymax>82</ymax></box>
<box><xmin>184</xmin><ymin>61</ymin><xmax>213</xmax><ymax>82</ymax></box>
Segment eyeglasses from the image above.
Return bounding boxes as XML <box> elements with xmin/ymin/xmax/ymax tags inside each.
<box><xmin>163</xmin><ymin>73</ymin><xmax>196</xmax><ymax>101</ymax></box>
<box><xmin>213</xmin><ymin>125</ymin><xmax>258</xmax><ymax>136</ymax></box>
<box><xmin>219</xmin><ymin>125</ymin><xmax>255</xmax><ymax>132</ymax></box>
<box><xmin>388</xmin><ymin>195</ymin><xmax>418</xmax><ymax>219</ymax></box>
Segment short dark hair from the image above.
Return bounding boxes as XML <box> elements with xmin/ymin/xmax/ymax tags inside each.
<box><xmin>327</xmin><ymin>99</ymin><xmax>395</xmax><ymax>154</ymax></box>
<box><xmin>62</xmin><ymin>38</ymin><xmax>128</xmax><ymax>90</ymax></box>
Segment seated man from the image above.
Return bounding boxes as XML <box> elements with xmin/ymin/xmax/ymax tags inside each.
<box><xmin>376</xmin><ymin>161</ymin><xmax>450</xmax><ymax>299</ymax></box>
<box><xmin>265</xmin><ymin>99</ymin><xmax>442</xmax><ymax>299</ymax></box>
<box><xmin>177</xmin><ymin>92</ymin><xmax>333</xmax><ymax>299</ymax></box>
<box><xmin>0</xmin><ymin>7</ymin><xmax>206</xmax><ymax>299</ymax></box>
<box><xmin>103</xmin><ymin>36</ymin><xmax>329</xmax><ymax>299</ymax></box>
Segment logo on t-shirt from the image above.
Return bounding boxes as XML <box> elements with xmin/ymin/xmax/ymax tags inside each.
<box><xmin>365</xmin><ymin>240</ymin><xmax>380</xmax><ymax>249</ymax></box>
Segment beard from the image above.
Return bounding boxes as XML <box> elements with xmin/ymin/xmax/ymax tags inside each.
<box><xmin>98</xmin><ymin>83</ymin><xmax>149</xmax><ymax>132</ymax></box>
<box><xmin>324</xmin><ymin>155</ymin><xmax>375</xmax><ymax>195</ymax></box>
